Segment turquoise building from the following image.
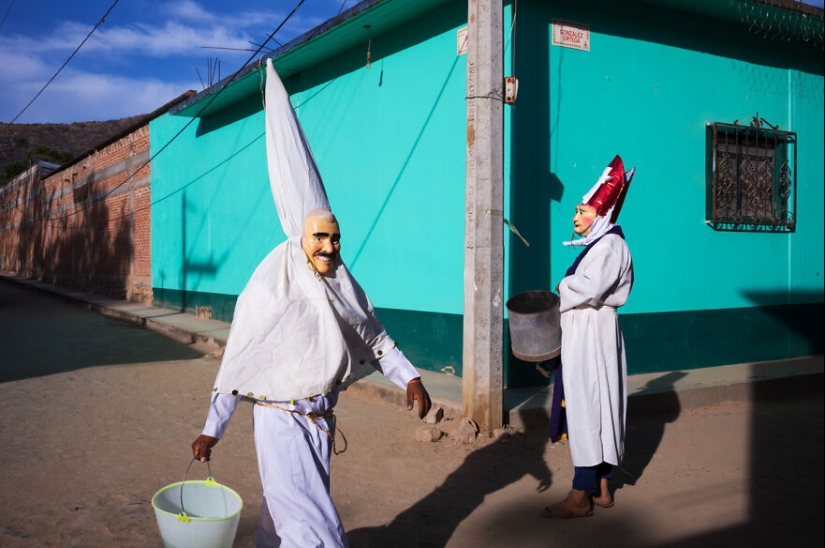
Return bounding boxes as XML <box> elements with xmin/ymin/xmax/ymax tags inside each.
<box><xmin>149</xmin><ymin>0</ymin><xmax>824</xmax><ymax>387</ymax></box>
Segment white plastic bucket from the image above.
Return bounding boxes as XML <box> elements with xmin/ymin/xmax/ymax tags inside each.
<box><xmin>152</xmin><ymin>459</ymin><xmax>243</xmax><ymax>548</ymax></box>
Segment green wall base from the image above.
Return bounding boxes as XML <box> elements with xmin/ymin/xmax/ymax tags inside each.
<box><xmin>152</xmin><ymin>286</ymin><xmax>823</xmax><ymax>388</ymax></box>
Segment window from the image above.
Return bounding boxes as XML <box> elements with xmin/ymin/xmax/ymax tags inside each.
<box><xmin>706</xmin><ymin>115</ymin><xmax>796</xmax><ymax>232</ymax></box>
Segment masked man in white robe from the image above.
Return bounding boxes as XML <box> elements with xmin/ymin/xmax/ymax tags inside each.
<box><xmin>191</xmin><ymin>60</ymin><xmax>432</xmax><ymax>547</ymax></box>
<box><xmin>541</xmin><ymin>155</ymin><xmax>635</xmax><ymax>519</ymax></box>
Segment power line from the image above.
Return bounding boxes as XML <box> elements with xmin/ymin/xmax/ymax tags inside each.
<box><xmin>0</xmin><ymin>0</ymin><xmax>16</xmax><ymax>34</ymax></box>
<box><xmin>46</xmin><ymin>0</ymin><xmax>308</xmax><ymax>227</ymax></box>
<box><xmin>9</xmin><ymin>0</ymin><xmax>121</xmax><ymax>124</ymax></box>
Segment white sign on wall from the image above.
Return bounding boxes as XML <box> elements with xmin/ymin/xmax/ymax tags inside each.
<box><xmin>457</xmin><ymin>27</ymin><xmax>468</xmax><ymax>55</ymax></box>
<box><xmin>552</xmin><ymin>19</ymin><xmax>590</xmax><ymax>51</ymax></box>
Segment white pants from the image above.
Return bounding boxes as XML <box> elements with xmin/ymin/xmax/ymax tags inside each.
<box><xmin>253</xmin><ymin>401</ymin><xmax>347</xmax><ymax>548</ymax></box>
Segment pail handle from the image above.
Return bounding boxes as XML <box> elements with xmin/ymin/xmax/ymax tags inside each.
<box><xmin>178</xmin><ymin>457</ymin><xmax>217</xmax><ymax>521</ymax></box>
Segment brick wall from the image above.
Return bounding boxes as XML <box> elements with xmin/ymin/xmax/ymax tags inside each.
<box><xmin>0</xmin><ymin>124</ymin><xmax>153</xmax><ymax>303</ymax></box>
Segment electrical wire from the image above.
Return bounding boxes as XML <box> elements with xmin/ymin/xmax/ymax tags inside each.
<box><xmin>9</xmin><ymin>0</ymin><xmax>120</xmax><ymax>124</ymax></box>
<box><xmin>0</xmin><ymin>0</ymin><xmax>16</xmax><ymax>34</ymax></box>
<box><xmin>45</xmin><ymin>0</ymin><xmax>308</xmax><ymax>227</ymax></box>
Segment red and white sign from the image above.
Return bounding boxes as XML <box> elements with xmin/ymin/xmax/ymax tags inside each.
<box><xmin>552</xmin><ymin>19</ymin><xmax>590</xmax><ymax>51</ymax></box>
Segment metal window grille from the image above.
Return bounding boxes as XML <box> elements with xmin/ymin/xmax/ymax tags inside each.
<box><xmin>707</xmin><ymin>115</ymin><xmax>796</xmax><ymax>232</ymax></box>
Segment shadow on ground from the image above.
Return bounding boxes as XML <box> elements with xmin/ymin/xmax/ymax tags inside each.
<box><xmin>347</xmin><ymin>409</ymin><xmax>553</xmax><ymax>548</ymax></box>
<box><xmin>0</xmin><ymin>279</ymin><xmax>205</xmax><ymax>383</ymax></box>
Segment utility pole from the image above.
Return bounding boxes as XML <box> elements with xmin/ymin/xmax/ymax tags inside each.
<box><xmin>463</xmin><ymin>0</ymin><xmax>504</xmax><ymax>435</ymax></box>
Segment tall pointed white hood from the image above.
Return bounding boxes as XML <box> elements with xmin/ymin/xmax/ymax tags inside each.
<box><xmin>211</xmin><ymin>60</ymin><xmax>394</xmax><ymax>402</ymax></box>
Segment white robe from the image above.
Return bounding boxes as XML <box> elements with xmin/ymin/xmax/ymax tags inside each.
<box><xmin>210</xmin><ymin>59</ymin><xmax>395</xmax><ymax>402</ymax></box>
<box><xmin>200</xmin><ymin>60</ymin><xmax>423</xmax><ymax>547</ymax></box>
<box><xmin>204</xmin><ymin>347</ymin><xmax>420</xmax><ymax>548</ymax></box>
<box><xmin>558</xmin><ymin>233</ymin><xmax>633</xmax><ymax>467</ymax></box>
<box><xmin>211</xmin><ymin>239</ymin><xmax>396</xmax><ymax>402</ymax></box>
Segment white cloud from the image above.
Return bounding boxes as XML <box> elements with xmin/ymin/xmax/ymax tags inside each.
<box><xmin>0</xmin><ymin>2</ymin><xmax>301</xmax><ymax>62</ymax></box>
<box><xmin>7</xmin><ymin>69</ymin><xmax>200</xmax><ymax>123</ymax></box>
<box><xmin>165</xmin><ymin>0</ymin><xmax>219</xmax><ymax>24</ymax></box>
<box><xmin>0</xmin><ymin>22</ymin><xmax>92</xmax><ymax>55</ymax></box>
<box><xmin>0</xmin><ymin>0</ymin><xmax>339</xmax><ymax>122</ymax></box>
<box><xmin>0</xmin><ymin>48</ymin><xmax>51</xmax><ymax>83</ymax></box>
<box><xmin>92</xmin><ymin>22</ymin><xmax>254</xmax><ymax>58</ymax></box>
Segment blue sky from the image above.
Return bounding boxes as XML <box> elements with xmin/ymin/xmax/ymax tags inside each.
<box><xmin>1</xmin><ymin>0</ymin><xmax>822</xmax><ymax>125</ymax></box>
<box><xmin>0</xmin><ymin>0</ymin><xmax>349</xmax><ymax>124</ymax></box>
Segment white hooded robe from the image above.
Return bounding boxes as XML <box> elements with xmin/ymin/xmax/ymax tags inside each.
<box><xmin>558</xmin><ymin>233</ymin><xmax>633</xmax><ymax>467</ymax></box>
<box><xmin>201</xmin><ymin>60</ymin><xmax>420</xmax><ymax>548</ymax></box>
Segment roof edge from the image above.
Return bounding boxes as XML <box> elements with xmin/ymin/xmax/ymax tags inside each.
<box><xmin>169</xmin><ymin>0</ymin><xmax>384</xmax><ymax>117</ymax></box>
<box><xmin>51</xmin><ymin>89</ymin><xmax>198</xmax><ymax>175</ymax></box>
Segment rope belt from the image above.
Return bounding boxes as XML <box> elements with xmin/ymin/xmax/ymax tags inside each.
<box><xmin>254</xmin><ymin>401</ymin><xmax>348</xmax><ymax>455</ymax></box>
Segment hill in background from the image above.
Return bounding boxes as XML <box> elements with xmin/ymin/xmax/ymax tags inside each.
<box><xmin>0</xmin><ymin>116</ymin><xmax>145</xmax><ymax>186</ymax></box>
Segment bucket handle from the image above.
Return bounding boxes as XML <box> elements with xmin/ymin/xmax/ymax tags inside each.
<box><xmin>178</xmin><ymin>457</ymin><xmax>218</xmax><ymax>522</ymax></box>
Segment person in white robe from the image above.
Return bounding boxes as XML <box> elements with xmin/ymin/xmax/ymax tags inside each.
<box><xmin>542</xmin><ymin>155</ymin><xmax>635</xmax><ymax>519</ymax></box>
<box><xmin>191</xmin><ymin>60</ymin><xmax>432</xmax><ymax>547</ymax></box>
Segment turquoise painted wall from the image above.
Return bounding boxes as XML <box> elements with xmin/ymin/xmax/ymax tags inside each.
<box><xmin>150</xmin><ymin>2</ymin><xmax>470</xmax><ymax>373</ymax></box>
<box><xmin>505</xmin><ymin>0</ymin><xmax>823</xmax><ymax>382</ymax></box>
<box><xmin>150</xmin><ymin>0</ymin><xmax>822</xmax><ymax>385</ymax></box>
<box><xmin>152</xmin><ymin>6</ymin><xmax>470</xmax><ymax>309</ymax></box>
<box><xmin>509</xmin><ymin>1</ymin><xmax>824</xmax><ymax>313</ymax></box>
<box><xmin>150</xmin><ymin>105</ymin><xmax>279</xmax><ymax>299</ymax></box>
<box><xmin>287</xmin><ymin>14</ymin><xmax>468</xmax><ymax>316</ymax></box>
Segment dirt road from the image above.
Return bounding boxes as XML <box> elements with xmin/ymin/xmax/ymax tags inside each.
<box><xmin>1</xmin><ymin>279</ymin><xmax>822</xmax><ymax>547</ymax></box>
<box><xmin>0</xmin><ymin>354</ymin><xmax>821</xmax><ymax>547</ymax></box>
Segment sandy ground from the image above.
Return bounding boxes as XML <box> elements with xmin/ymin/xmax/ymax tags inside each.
<box><xmin>1</xmin><ymin>276</ymin><xmax>822</xmax><ymax>547</ymax></box>
<box><xmin>1</xmin><ymin>352</ymin><xmax>822</xmax><ymax>548</ymax></box>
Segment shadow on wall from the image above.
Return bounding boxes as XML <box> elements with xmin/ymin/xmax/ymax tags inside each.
<box><xmin>151</xmin><ymin>131</ymin><xmax>271</xmax><ymax>318</ymax></box>
<box><xmin>505</xmin><ymin>0</ymin><xmax>823</xmax><ymax>385</ymax></box>
<box><xmin>741</xmin><ymin>289</ymin><xmax>825</xmax><ymax>355</ymax></box>
<box><xmin>603</xmin><ymin>290</ymin><xmax>824</xmax><ymax>377</ymax></box>
<box><xmin>10</xmin><ymin>162</ymin><xmax>140</xmax><ymax>301</ymax></box>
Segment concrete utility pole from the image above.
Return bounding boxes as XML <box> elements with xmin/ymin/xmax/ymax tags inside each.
<box><xmin>463</xmin><ymin>0</ymin><xmax>504</xmax><ymax>434</ymax></box>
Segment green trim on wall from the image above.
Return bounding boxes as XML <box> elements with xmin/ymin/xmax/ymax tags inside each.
<box><xmin>381</xmin><ymin>302</ymin><xmax>824</xmax><ymax>387</ymax></box>
<box><xmin>153</xmin><ymin>288</ymin><xmax>239</xmax><ymax>323</ymax></box>
<box><xmin>154</xmin><ymin>286</ymin><xmax>823</xmax><ymax>389</ymax></box>
<box><xmin>375</xmin><ymin>307</ymin><xmax>464</xmax><ymax>379</ymax></box>
<box><xmin>621</xmin><ymin>302</ymin><xmax>824</xmax><ymax>374</ymax></box>
<box><xmin>154</xmin><ymin>282</ymin><xmax>825</xmax><ymax>388</ymax></box>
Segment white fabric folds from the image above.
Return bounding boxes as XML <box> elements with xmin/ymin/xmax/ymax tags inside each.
<box><xmin>211</xmin><ymin>60</ymin><xmax>395</xmax><ymax>402</ymax></box>
<box><xmin>263</xmin><ymin>59</ymin><xmax>330</xmax><ymax>240</ymax></box>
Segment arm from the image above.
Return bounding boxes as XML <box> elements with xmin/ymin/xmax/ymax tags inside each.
<box><xmin>372</xmin><ymin>347</ymin><xmax>432</xmax><ymax>419</ymax></box>
<box><xmin>558</xmin><ymin>238</ymin><xmax>627</xmax><ymax>312</ymax></box>
<box><xmin>192</xmin><ymin>392</ymin><xmax>241</xmax><ymax>462</ymax></box>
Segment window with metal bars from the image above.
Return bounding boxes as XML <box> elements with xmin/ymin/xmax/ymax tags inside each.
<box><xmin>706</xmin><ymin>115</ymin><xmax>796</xmax><ymax>232</ymax></box>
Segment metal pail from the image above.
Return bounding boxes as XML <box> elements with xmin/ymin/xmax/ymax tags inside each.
<box><xmin>506</xmin><ymin>290</ymin><xmax>561</xmax><ymax>362</ymax></box>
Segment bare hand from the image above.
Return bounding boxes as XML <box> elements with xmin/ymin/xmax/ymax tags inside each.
<box><xmin>192</xmin><ymin>434</ymin><xmax>219</xmax><ymax>462</ymax></box>
<box><xmin>406</xmin><ymin>377</ymin><xmax>432</xmax><ymax>419</ymax></box>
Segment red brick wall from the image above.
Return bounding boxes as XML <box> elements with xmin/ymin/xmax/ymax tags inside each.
<box><xmin>0</xmin><ymin>124</ymin><xmax>153</xmax><ymax>303</ymax></box>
